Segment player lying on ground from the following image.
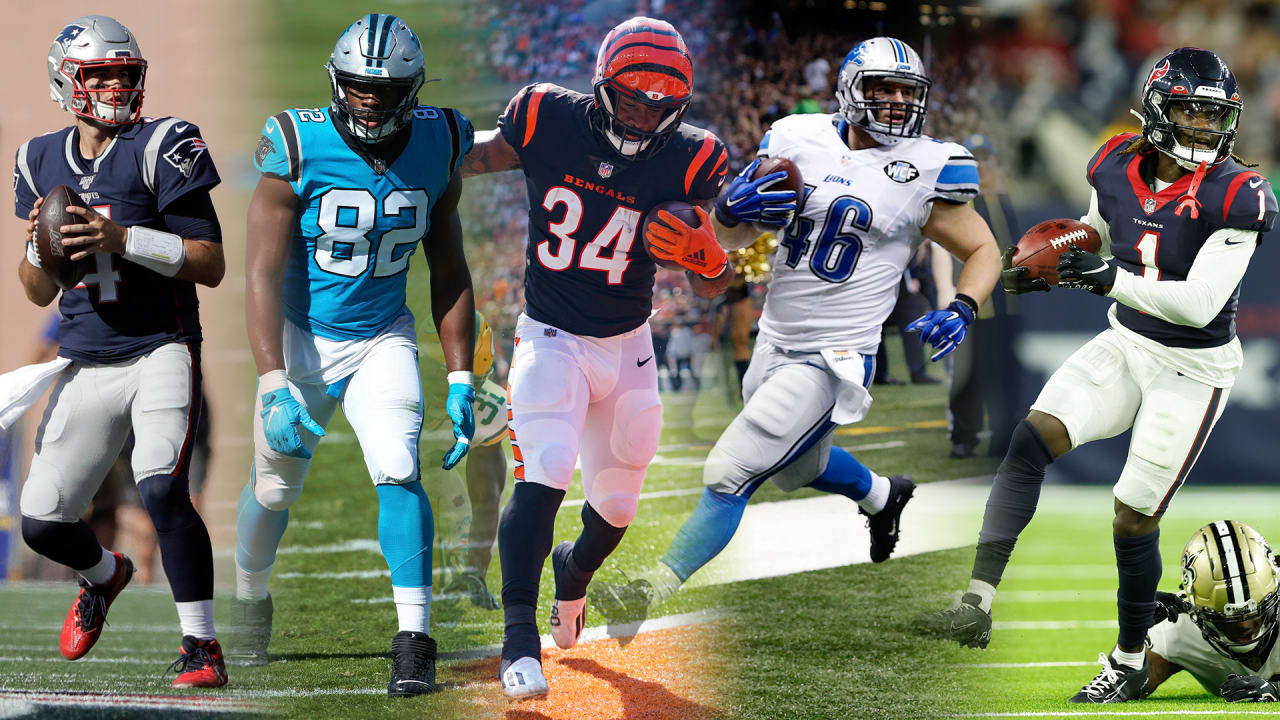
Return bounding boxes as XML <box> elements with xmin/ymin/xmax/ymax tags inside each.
<box><xmin>924</xmin><ymin>48</ymin><xmax>1276</xmax><ymax>704</ymax></box>
<box><xmin>1143</xmin><ymin>520</ymin><xmax>1279</xmax><ymax>703</ymax></box>
<box><xmin>231</xmin><ymin>14</ymin><xmax>475</xmax><ymax>697</ymax></box>
<box><xmin>593</xmin><ymin>36</ymin><xmax>1000</xmax><ymax>624</ymax></box>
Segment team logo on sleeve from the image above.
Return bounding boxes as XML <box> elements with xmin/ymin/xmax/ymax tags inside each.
<box><xmin>163</xmin><ymin>137</ymin><xmax>209</xmax><ymax>178</ymax></box>
<box><xmin>883</xmin><ymin>160</ymin><xmax>919</xmax><ymax>183</ymax></box>
<box><xmin>254</xmin><ymin>136</ymin><xmax>275</xmax><ymax>166</ymax></box>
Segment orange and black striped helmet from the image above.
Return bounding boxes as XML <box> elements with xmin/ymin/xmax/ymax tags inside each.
<box><xmin>591</xmin><ymin>17</ymin><xmax>693</xmax><ymax>160</ymax></box>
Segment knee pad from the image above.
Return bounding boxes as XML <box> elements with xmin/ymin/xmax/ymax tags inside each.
<box><xmin>610</xmin><ymin>390</ymin><xmax>662</xmax><ymax>467</ymax></box>
<box><xmin>586</xmin><ymin>472</ymin><xmax>641</xmax><ymax>527</ymax></box>
<box><xmin>741</xmin><ymin>366</ymin><xmax>821</xmax><ymax>439</ymax></box>
<box><xmin>371</xmin><ymin>440</ymin><xmax>418</xmax><ymax>484</ymax></box>
<box><xmin>516</xmin><ymin>418</ymin><xmax>579</xmax><ymax>489</ymax></box>
<box><xmin>254</xmin><ymin>469</ymin><xmax>304</xmax><ymax>512</ymax></box>
<box><xmin>19</xmin><ymin>474</ymin><xmax>65</xmax><ymax>522</ymax></box>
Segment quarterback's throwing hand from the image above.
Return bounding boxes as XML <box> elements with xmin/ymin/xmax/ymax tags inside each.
<box><xmin>261</xmin><ymin>388</ymin><xmax>326</xmax><ymax>459</ymax></box>
<box><xmin>906</xmin><ymin>297</ymin><xmax>977</xmax><ymax>361</ymax></box>
<box><xmin>1057</xmin><ymin>245</ymin><xmax>1116</xmax><ymax>295</ymax></box>
<box><xmin>645</xmin><ymin>206</ymin><xmax>728</xmax><ymax>278</ymax></box>
<box><xmin>1221</xmin><ymin>674</ymin><xmax>1279</xmax><ymax>702</ymax></box>
<box><xmin>713</xmin><ymin>158</ymin><xmax>798</xmax><ymax>228</ymax></box>
<box><xmin>442</xmin><ymin>382</ymin><xmax>475</xmax><ymax>470</ymax></box>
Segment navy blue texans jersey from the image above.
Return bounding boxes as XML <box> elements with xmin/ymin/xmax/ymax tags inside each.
<box><xmin>498</xmin><ymin>83</ymin><xmax>728</xmax><ymax>337</ymax></box>
<box><xmin>1088</xmin><ymin>133</ymin><xmax>1277</xmax><ymax>348</ymax></box>
<box><xmin>14</xmin><ymin>118</ymin><xmax>220</xmax><ymax>363</ymax></box>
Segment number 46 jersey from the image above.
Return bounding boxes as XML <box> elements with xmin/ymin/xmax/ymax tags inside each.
<box><xmin>757</xmin><ymin>112</ymin><xmax>979</xmax><ymax>355</ymax></box>
<box><xmin>254</xmin><ymin>106</ymin><xmax>473</xmax><ymax>340</ymax></box>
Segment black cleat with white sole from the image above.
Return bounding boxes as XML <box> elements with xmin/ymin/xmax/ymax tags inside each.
<box><xmin>1069</xmin><ymin>652</ymin><xmax>1149</xmax><ymax>703</ymax></box>
<box><xmin>860</xmin><ymin>474</ymin><xmax>915</xmax><ymax>562</ymax></box>
<box><xmin>388</xmin><ymin>631</ymin><xmax>437</xmax><ymax>697</ymax></box>
<box><xmin>919</xmin><ymin>592</ymin><xmax>993</xmax><ymax>649</ymax></box>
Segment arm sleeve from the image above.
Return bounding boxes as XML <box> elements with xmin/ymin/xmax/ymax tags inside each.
<box><xmin>1079</xmin><ymin>188</ymin><xmax>1113</xmax><ymax>259</ymax></box>
<box><xmin>683</xmin><ymin>134</ymin><xmax>729</xmax><ymax>203</ymax></box>
<box><xmin>13</xmin><ymin>142</ymin><xmax>39</xmax><ymax>219</ymax></box>
<box><xmin>253</xmin><ymin>112</ymin><xmax>300</xmax><ymax>182</ymax></box>
<box><xmin>148</xmin><ymin>120</ymin><xmax>221</xmax><ymax>212</ymax></box>
<box><xmin>160</xmin><ymin>190</ymin><xmax>221</xmax><ymax>243</ymax></box>
<box><xmin>1106</xmin><ymin>227</ymin><xmax>1257</xmax><ymax>327</ymax></box>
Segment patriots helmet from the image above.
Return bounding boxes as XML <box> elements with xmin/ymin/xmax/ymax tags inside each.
<box><xmin>48</xmin><ymin>16</ymin><xmax>147</xmax><ymax>126</ymax></box>
<box><xmin>327</xmin><ymin>14</ymin><xmax>425</xmax><ymax>143</ymax></box>
<box><xmin>591</xmin><ymin>17</ymin><xmax>693</xmax><ymax>160</ymax></box>
<box><xmin>473</xmin><ymin>310</ymin><xmax>494</xmax><ymax>379</ymax></box>
<box><xmin>835</xmin><ymin>37</ymin><xmax>931</xmax><ymax>146</ymax></box>
<box><xmin>1137</xmin><ymin>48</ymin><xmax>1242</xmax><ymax>171</ymax></box>
<box><xmin>1181</xmin><ymin>520</ymin><xmax>1280</xmax><ymax>665</ymax></box>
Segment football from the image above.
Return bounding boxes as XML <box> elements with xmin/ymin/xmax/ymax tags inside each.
<box><xmin>642</xmin><ymin>200</ymin><xmax>701</xmax><ymax>271</ymax></box>
<box><xmin>1011</xmin><ymin>218</ymin><xmax>1102</xmax><ymax>286</ymax></box>
<box><xmin>34</xmin><ymin>185</ymin><xmax>92</xmax><ymax>290</ymax></box>
<box><xmin>751</xmin><ymin>156</ymin><xmax>804</xmax><ymax>199</ymax></box>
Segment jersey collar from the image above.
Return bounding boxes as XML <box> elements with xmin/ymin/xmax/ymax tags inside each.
<box><xmin>65</xmin><ymin>127</ymin><xmax>120</xmax><ymax>175</ymax></box>
<box><xmin>1124</xmin><ymin>149</ymin><xmax>1213</xmax><ymax>215</ymax></box>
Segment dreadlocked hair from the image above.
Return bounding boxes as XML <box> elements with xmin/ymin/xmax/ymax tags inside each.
<box><xmin>1119</xmin><ymin>135</ymin><xmax>1257</xmax><ymax>168</ymax></box>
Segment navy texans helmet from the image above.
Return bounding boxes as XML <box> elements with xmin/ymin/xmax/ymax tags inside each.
<box><xmin>1137</xmin><ymin>48</ymin><xmax>1241</xmax><ymax>171</ymax></box>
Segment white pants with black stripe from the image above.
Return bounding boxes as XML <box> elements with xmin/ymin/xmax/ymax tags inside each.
<box><xmin>1031</xmin><ymin>329</ymin><xmax>1229</xmax><ymax>517</ymax></box>
<box><xmin>704</xmin><ymin>342</ymin><xmax>874</xmax><ymax>496</ymax></box>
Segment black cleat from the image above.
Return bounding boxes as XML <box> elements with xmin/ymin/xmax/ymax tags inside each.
<box><xmin>1069</xmin><ymin>653</ymin><xmax>1149</xmax><ymax>703</ymax></box>
<box><xmin>919</xmin><ymin>592</ymin><xmax>993</xmax><ymax>649</ymax></box>
<box><xmin>860</xmin><ymin>474</ymin><xmax>915</xmax><ymax>562</ymax></box>
<box><xmin>227</xmin><ymin>595</ymin><xmax>273</xmax><ymax>667</ymax></box>
<box><xmin>590</xmin><ymin>574</ymin><xmax>655</xmax><ymax>627</ymax></box>
<box><xmin>388</xmin><ymin>631</ymin><xmax>437</xmax><ymax>697</ymax></box>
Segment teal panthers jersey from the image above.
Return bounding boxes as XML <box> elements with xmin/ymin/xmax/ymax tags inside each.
<box><xmin>253</xmin><ymin>106</ymin><xmax>473</xmax><ymax>340</ymax></box>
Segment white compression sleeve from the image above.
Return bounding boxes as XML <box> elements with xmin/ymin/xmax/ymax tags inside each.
<box><xmin>124</xmin><ymin>226</ymin><xmax>186</xmax><ymax>277</ymax></box>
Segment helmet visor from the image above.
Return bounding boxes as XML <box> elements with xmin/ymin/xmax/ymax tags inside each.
<box><xmin>1166</xmin><ymin>98</ymin><xmax>1239</xmax><ymax>152</ymax></box>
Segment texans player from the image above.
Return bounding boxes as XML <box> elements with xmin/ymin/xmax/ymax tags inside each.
<box><xmin>927</xmin><ymin>48</ymin><xmax>1277</xmax><ymax>703</ymax></box>
<box><xmin>594</xmin><ymin>37</ymin><xmax>1001</xmax><ymax>621</ymax></box>
<box><xmin>14</xmin><ymin>16</ymin><xmax>226</xmax><ymax>687</ymax></box>
<box><xmin>461</xmin><ymin>17</ymin><xmax>736</xmax><ymax>698</ymax></box>
<box><xmin>231</xmin><ymin>14</ymin><xmax>475</xmax><ymax>697</ymax></box>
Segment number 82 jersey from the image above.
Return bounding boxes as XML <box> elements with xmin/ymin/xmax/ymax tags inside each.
<box><xmin>757</xmin><ymin>112</ymin><xmax>979</xmax><ymax>354</ymax></box>
<box><xmin>254</xmin><ymin>106</ymin><xmax>473</xmax><ymax>340</ymax></box>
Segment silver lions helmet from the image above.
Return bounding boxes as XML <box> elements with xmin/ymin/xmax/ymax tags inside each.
<box><xmin>327</xmin><ymin>14</ymin><xmax>425</xmax><ymax>143</ymax></box>
<box><xmin>48</xmin><ymin>16</ymin><xmax>147</xmax><ymax>126</ymax></box>
<box><xmin>835</xmin><ymin>37</ymin><xmax>931</xmax><ymax>146</ymax></box>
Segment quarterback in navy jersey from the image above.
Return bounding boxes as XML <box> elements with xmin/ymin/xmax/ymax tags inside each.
<box><xmin>12</xmin><ymin>16</ymin><xmax>227</xmax><ymax>687</ymax></box>
<box><xmin>928</xmin><ymin>48</ymin><xmax>1277</xmax><ymax>704</ymax></box>
<box><xmin>461</xmin><ymin>16</ymin><xmax>744</xmax><ymax>698</ymax></box>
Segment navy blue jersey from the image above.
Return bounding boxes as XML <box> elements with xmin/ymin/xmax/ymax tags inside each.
<box><xmin>14</xmin><ymin>118</ymin><xmax>221</xmax><ymax>363</ymax></box>
<box><xmin>1088</xmin><ymin>133</ymin><xmax>1277</xmax><ymax>348</ymax></box>
<box><xmin>498</xmin><ymin>83</ymin><xmax>728</xmax><ymax>337</ymax></box>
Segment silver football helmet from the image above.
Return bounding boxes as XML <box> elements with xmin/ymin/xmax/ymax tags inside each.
<box><xmin>47</xmin><ymin>16</ymin><xmax>147</xmax><ymax>126</ymax></box>
<box><xmin>835</xmin><ymin>37</ymin><xmax>930</xmax><ymax>146</ymax></box>
<box><xmin>327</xmin><ymin>14</ymin><xmax>425</xmax><ymax>143</ymax></box>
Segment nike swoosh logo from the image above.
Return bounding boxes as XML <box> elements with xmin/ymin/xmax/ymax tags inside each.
<box><xmin>1225</xmin><ymin>239</ymin><xmax>1247</xmax><ymax>245</ymax></box>
<box><xmin>1250</xmin><ymin>177</ymin><xmax>1264</xmax><ymax>188</ymax></box>
<box><xmin>174</xmin><ymin>123</ymin><xmax>189</xmax><ymax>133</ymax></box>
<box><xmin>1081</xmin><ymin>265</ymin><xmax>1110</xmax><ymax>274</ymax></box>
<box><xmin>637</xmin><ymin>356</ymin><xmax>653</xmax><ymax>367</ymax></box>
<box><xmin>266</xmin><ymin>406</ymin><xmax>280</xmax><ymax>425</ymax></box>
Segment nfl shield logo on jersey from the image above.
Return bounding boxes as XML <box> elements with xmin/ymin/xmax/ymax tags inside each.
<box><xmin>883</xmin><ymin>160</ymin><xmax>919</xmax><ymax>184</ymax></box>
<box><xmin>1144</xmin><ymin>197</ymin><xmax>1157</xmax><ymax>215</ymax></box>
<box><xmin>598</xmin><ymin>161</ymin><xmax>613</xmax><ymax>179</ymax></box>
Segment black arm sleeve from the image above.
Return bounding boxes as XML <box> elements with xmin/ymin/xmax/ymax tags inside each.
<box><xmin>160</xmin><ymin>190</ymin><xmax>222</xmax><ymax>242</ymax></box>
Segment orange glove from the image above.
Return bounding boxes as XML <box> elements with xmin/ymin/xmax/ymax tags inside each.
<box><xmin>645</xmin><ymin>206</ymin><xmax>728</xmax><ymax>278</ymax></box>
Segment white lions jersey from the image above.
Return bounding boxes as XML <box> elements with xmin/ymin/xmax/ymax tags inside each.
<box><xmin>756</xmin><ymin>113</ymin><xmax>979</xmax><ymax>354</ymax></box>
<box><xmin>1149</xmin><ymin>613</ymin><xmax>1280</xmax><ymax>694</ymax></box>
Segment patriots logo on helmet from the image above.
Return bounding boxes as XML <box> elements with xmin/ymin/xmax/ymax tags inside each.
<box><xmin>1145</xmin><ymin>59</ymin><xmax>1171</xmax><ymax>90</ymax></box>
<box><xmin>55</xmin><ymin>24</ymin><xmax>85</xmax><ymax>52</ymax></box>
<box><xmin>163</xmin><ymin>137</ymin><xmax>208</xmax><ymax>178</ymax></box>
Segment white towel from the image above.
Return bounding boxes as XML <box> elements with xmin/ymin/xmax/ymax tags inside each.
<box><xmin>0</xmin><ymin>358</ymin><xmax>71</xmax><ymax>430</ymax></box>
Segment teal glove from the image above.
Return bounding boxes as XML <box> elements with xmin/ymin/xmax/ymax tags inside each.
<box><xmin>442</xmin><ymin>382</ymin><xmax>475</xmax><ymax>470</ymax></box>
<box><xmin>260</xmin><ymin>387</ymin><xmax>325</xmax><ymax>459</ymax></box>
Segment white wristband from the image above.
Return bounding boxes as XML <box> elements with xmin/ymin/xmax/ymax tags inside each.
<box><xmin>25</xmin><ymin>241</ymin><xmax>41</xmax><ymax>269</ymax></box>
<box><xmin>124</xmin><ymin>226</ymin><xmax>186</xmax><ymax>277</ymax></box>
<box><xmin>258</xmin><ymin>369</ymin><xmax>289</xmax><ymax>394</ymax></box>
<box><xmin>447</xmin><ymin>370</ymin><xmax>474</xmax><ymax>387</ymax></box>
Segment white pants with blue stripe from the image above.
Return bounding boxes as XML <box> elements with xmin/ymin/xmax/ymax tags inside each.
<box><xmin>704</xmin><ymin>342</ymin><xmax>874</xmax><ymax>496</ymax></box>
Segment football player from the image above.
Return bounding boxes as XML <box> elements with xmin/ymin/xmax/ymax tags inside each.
<box><xmin>594</xmin><ymin>37</ymin><xmax>1001</xmax><ymax>621</ymax></box>
<box><xmin>925</xmin><ymin>48</ymin><xmax>1277</xmax><ymax>704</ymax></box>
<box><xmin>14</xmin><ymin>16</ymin><xmax>227</xmax><ymax>687</ymax></box>
<box><xmin>230</xmin><ymin>14</ymin><xmax>475</xmax><ymax>697</ymax></box>
<box><xmin>1144</xmin><ymin>521</ymin><xmax>1279</xmax><ymax>702</ymax></box>
<box><xmin>460</xmin><ymin>17</ymin><xmax>737</xmax><ymax>698</ymax></box>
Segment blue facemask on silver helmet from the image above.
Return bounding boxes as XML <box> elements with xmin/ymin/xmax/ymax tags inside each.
<box><xmin>327</xmin><ymin>14</ymin><xmax>425</xmax><ymax>144</ymax></box>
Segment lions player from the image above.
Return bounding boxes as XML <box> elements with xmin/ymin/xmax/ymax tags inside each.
<box><xmin>231</xmin><ymin>15</ymin><xmax>475</xmax><ymax>697</ymax></box>
<box><xmin>461</xmin><ymin>17</ymin><xmax>735</xmax><ymax>698</ymax></box>
<box><xmin>595</xmin><ymin>37</ymin><xmax>1001</xmax><ymax>618</ymax></box>
<box><xmin>1144</xmin><ymin>521</ymin><xmax>1280</xmax><ymax>703</ymax></box>
<box><xmin>14</xmin><ymin>16</ymin><xmax>226</xmax><ymax>687</ymax></box>
<box><xmin>927</xmin><ymin>48</ymin><xmax>1276</xmax><ymax>704</ymax></box>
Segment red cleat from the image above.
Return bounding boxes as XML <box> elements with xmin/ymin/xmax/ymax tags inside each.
<box><xmin>169</xmin><ymin>636</ymin><xmax>229</xmax><ymax>688</ymax></box>
<box><xmin>59</xmin><ymin>552</ymin><xmax>134</xmax><ymax>660</ymax></box>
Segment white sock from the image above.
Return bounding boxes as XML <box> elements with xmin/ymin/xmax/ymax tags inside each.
<box><xmin>1112</xmin><ymin>647</ymin><xmax>1145</xmax><ymax>670</ymax></box>
<box><xmin>965</xmin><ymin>579</ymin><xmax>997</xmax><ymax>613</ymax></box>
<box><xmin>79</xmin><ymin>548</ymin><xmax>117</xmax><ymax>586</ymax></box>
<box><xmin>641</xmin><ymin>562</ymin><xmax>684</xmax><ymax>605</ymax></box>
<box><xmin>856</xmin><ymin>473</ymin><xmax>890</xmax><ymax>514</ymax></box>
<box><xmin>394</xmin><ymin>586</ymin><xmax>431</xmax><ymax>633</ymax></box>
<box><xmin>176</xmin><ymin>600</ymin><xmax>216</xmax><ymax>639</ymax></box>
<box><xmin>236</xmin><ymin>563</ymin><xmax>272</xmax><ymax>601</ymax></box>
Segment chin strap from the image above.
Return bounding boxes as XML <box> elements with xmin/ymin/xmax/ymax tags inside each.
<box><xmin>1174</xmin><ymin>160</ymin><xmax>1209</xmax><ymax>219</ymax></box>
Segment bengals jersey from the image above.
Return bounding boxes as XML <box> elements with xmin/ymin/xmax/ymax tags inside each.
<box><xmin>1088</xmin><ymin>132</ymin><xmax>1277</xmax><ymax>348</ymax></box>
<box><xmin>498</xmin><ymin>83</ymin><xmax>728</xmax><ymax>337</ymax></box>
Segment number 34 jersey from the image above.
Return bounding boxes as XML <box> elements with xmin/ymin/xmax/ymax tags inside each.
<box><xmin>757</xmin><ymin>112</ymin><xmax>979</xmax><ymax>354</ymax></box>
<box><xmin>254</xmin><ymin>106</ymin><xmax>473</xmax><ymax>340</ymax></box>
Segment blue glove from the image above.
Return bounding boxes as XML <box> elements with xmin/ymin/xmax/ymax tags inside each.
<box><xmin>713</xmin><ymin>158</ymin><xmax>798</xmax><ymax>228</ymax></box>
<box><xmin>442</xmin><ymin>382</ymin><xmax>475</xmax><ymax>470</ymax></box>
<box><xmin>1056</xmin><ymin>245</ymin><xmax>1116</xmax><ymax>295</ymax></box>
<box><xmin>906</xmin><ymin>296</ymin><xmax>977</xmax><ymax>362</ymax></box>
<box><xmin>260</xmin><ymin>388</ymin><xmax>326</xmax><ymax>459</ymax></box>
